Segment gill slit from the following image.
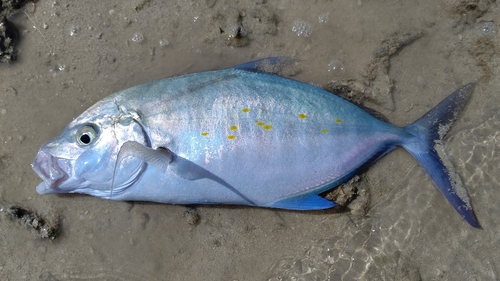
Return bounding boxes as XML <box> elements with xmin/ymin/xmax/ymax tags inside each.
<box><xmin>110</xmin><ymin>107</ymin><xmax>152</xmax><ymax>200</ymax></box>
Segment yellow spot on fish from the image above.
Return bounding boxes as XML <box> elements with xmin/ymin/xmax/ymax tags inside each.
<box><xmin>256</xmin><ymin>121</ymin><xmax>272</xmax><ymax>130</ymax></box>
<box><xmin>242</xmin><ymin>108</ymin><xmax>250</xmax><ymax>113</ymax></box>
<box><xmin>227</xmin><ymin>135</ymin><xmax>236</xmax><ymax>139</ymax></box>
<box><xmin>336</xmin><ymin>119</ymin><xmax>342</xmax><ymax>123</ymax></box>
<box><xmin>321</xmin><ymin>129</ymin><xmax>329</xmax><ymax>133</ymax></box>
<box><xmin>298</xmin><ymin>113</ymin><xmax>307</xmax><ymax>119</ymax></box>
<box><xmin>201</xmin><ymin>132</ymin><xmax>209</xmax><ymax>136</ymax></box>
<box><xmin>230</xmin><ymin>125</ymin><xmax>238</xmax><ymax>130</ymax></box>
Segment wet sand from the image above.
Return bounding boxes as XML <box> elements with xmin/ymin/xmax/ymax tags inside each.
<box><xmin>1</xmin><ymin>1</ymin><xmax>499</xmax><ymax>280</ymax></box>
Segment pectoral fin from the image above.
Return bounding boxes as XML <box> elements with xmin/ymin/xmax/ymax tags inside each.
<box><xmin>167</xmin><ymin>153</ymin><xmax>213</xmax><ymax>181</ymax></box>
<box><xmin>116</xmin><ymin>141</ymin><xmax>172</xmax><ymax>171</ymax></box>
<box><xmin>115</xmin><ymin>141</ymin><xmax>255</xmax><ymax>205</ymax></box>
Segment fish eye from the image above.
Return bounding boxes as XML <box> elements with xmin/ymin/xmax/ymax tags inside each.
<box><xmin>76</xmin><ymin>125</ymin><xmax>99</xmax><ymax>146</ymax></box>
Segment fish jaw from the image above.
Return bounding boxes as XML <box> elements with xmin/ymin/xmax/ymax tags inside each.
<box><xmin>32</xmin><ymin>150</ymin><xmax>72</xmax><ymax>194</ymax></box>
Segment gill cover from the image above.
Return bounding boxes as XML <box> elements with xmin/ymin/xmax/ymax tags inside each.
<box><xmin>75</xmin><ymin>111</ymin><xmax>149</xmax><ymax>197</ymax></box>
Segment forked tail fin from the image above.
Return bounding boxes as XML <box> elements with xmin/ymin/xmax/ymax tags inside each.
<box><xmin>402</xmin><ymin>83</ymin><xmax>480</xmax><ymax>228</ymax></box>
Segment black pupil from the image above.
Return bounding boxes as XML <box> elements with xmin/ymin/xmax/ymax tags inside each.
<box><xmin>80</xmin><ymin>133</ymin><xmax>91</xmax><ymax>144</ymax></box>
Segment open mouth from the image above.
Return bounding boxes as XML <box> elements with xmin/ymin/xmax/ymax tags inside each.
<box><xmin>32</xmin><ymin>150</ymin><xmax>70</xmax><ymax>194</ymax></box>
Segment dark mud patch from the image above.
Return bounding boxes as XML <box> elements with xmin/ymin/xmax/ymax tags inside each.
<box><xmin>468</xmin><ymin>36</ymin><xmax>497</xmax><ymax>83</ymax></box>
<box><xmin>0</xmin><ymin>199</ymin><xmax>59</xmax><ymax>239</ymax></box>
<box><xmin>444</xmin><ymin>0</ymin><xmax>493</xmax><ymax>24</ymax></box>
<box><xmin>323</xmin><ymin>175</ymin><xmax>370</xmax><ymax>217</ymax></box>
<box><xmin>0</xmin><ymin>0</ymin><xmax>39</xmax><ymax>62</ymax></box>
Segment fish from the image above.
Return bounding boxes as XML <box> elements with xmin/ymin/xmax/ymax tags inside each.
<box><xmin>32</xmin><ymin>57</ymin><xmax>480</xmax><ymax>227</ymax></box>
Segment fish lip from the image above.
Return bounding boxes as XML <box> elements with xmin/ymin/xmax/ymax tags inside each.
<box><xmin>32</xmin><ymin>150</ymin><xmax>70</xmax><ymax>193</ymax></box>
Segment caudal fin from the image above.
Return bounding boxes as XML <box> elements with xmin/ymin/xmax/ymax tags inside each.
<box><xmin>402</xmin><ymin>83</ymin><xmax>480</xmax><ymax>228</ymax></box>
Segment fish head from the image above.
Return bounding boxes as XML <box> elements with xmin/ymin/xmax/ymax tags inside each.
<box><xmin>32</xmin><ymin>99</ymin><xmax>149</xmax><ymax>198</ymax></box>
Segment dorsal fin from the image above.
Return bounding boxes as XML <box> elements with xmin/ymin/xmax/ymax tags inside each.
<box><xmin>234</xmin><ymin>57</ymin><xmax>297</xmax><ymax>75</ymax></box>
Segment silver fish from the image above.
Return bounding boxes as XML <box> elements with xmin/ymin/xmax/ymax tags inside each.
<box><xmin>32</xmin><ymin>57</ymin><xmax>479</xmax><ymax>227</ymax></box>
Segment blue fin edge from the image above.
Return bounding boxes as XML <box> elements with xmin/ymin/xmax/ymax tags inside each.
<box><xmin>267</xmin><ymin>194</ymin><xmax>335</xmax><ymax>210</ymax></box>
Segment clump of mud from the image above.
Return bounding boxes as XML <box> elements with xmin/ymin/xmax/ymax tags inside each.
<box><xmin>0</xmin><ymin>0</ymin><xmax>38</xmax><ymax>62</ymax></box>
<box><xmin>210</xmin><ymin>2</ymin><xmax>278</xmax><ymax>47</ymax></box>
<box><xmin>0</xmin><ymin>200</ymin><xmax>59</xmax><ymax>239</ymax></box>
<box><xmin>0</xmin><ymin>17</ymin><xmax>18</xmax><ymax>62</ymax></box>
<box><xmin>468</xmin><ymin>36</ymin><xmax>498</xmax><ymax>82</ymax></box>
<box><xmin>323</xmin><ymin>175</ymin><xmax>370</xmax><ymax>216</ymax></box>
<box><xmin>443</xmin><ymin>0</ymin><xmax>493</xmax><ymax>23</ymax></box>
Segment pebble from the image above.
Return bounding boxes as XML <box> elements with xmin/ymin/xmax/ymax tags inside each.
<box><xmin>69</xmin><ymin>25</ymin><xmax>79</xmax><ymax>36</ymax></box>
<box><xmin>159</xmin><ymin>38</ymin><xmax>169</xmax><ymax>47</ymax></box>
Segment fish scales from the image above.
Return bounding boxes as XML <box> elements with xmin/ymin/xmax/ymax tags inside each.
<box><xmin>115</xmin><ymin>69</ymin><xmax>399</xmax><ymax>198</ymax></box>
<box><xmin>32</xmin><ymin>57</ymin><xmax>480</xmax><ymax>227</ymax></box>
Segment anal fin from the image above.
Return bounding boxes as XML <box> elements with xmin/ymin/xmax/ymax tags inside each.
<box><xmin>268</xmin><ymin>194</ymin><xmax>335</xmax><ymax>210</ymax></box>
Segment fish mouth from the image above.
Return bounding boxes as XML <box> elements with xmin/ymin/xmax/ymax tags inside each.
<box><xmin>32</xmin><ymin>150</ymin><xmax>71</xmax><ymax>194</ymax></box>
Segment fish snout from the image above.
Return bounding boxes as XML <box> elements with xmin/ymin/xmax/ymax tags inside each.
<box><xmin>32</xmin><ymin>150</ymin><xmax>70</xmax><ymax>194</ymax></box>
